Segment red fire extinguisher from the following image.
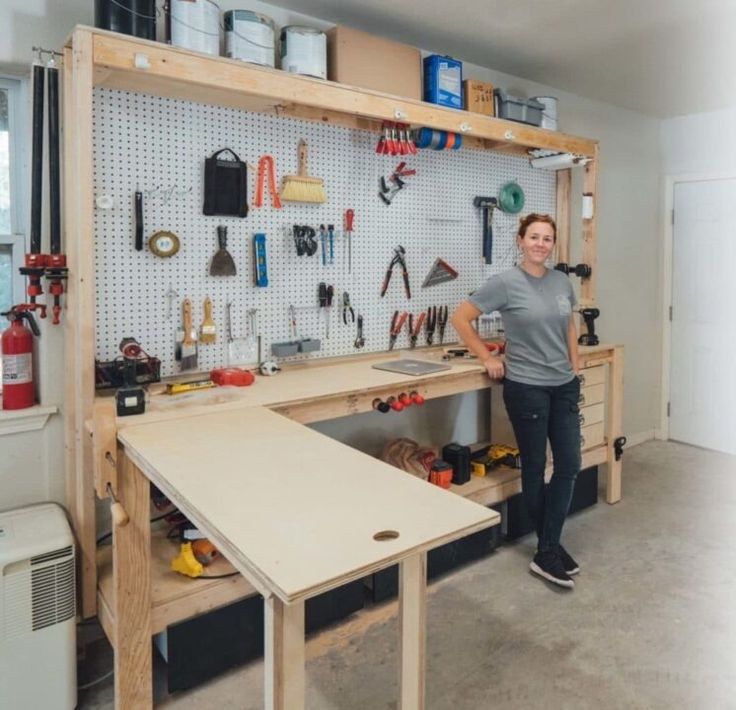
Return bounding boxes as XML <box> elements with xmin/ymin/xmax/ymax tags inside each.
<box><xmin>2</xmin><ymin>306</ymin><xmax>41</xmax><ymax>410</ymax></box>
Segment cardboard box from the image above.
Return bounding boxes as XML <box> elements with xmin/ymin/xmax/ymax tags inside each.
<box><xmin>327</xmin><ymin>26</ymin><xmax>421</xmax><ymax>101</ymax></box>
<box><xmin>464</xmin><ymin>80</ymin><xmax>495</xmax><ymax>117</ymax></box>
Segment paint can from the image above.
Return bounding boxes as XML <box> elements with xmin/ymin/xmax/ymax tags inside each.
<box><xmin>532</xmin><ymin>96</ymin><xmax>558</xmax><ymax>130</ymax></box>
<box><xmin>280</xmin><ymin>26</ymin><xmax>327</xmax><ymax>79</ymax></box>
<box><xmin>167</xmin><ymin>0</ymin><xmax>221</xmax><ymax>56</ymax></box>
<box><xmin>95</xmin><ymin>0</ymin><xmax>156</xmax><ymax>40</ymax></box>
<box><xmin>224</xmin><ymin>10</ymin><xmax>276</xmax><ymax>67</ymax></box>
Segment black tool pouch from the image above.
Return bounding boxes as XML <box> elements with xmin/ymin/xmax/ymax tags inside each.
<box><xmin>203</xmin><ymin>148</ymin><xmax>249</xmax><ymax>217</ymax></box>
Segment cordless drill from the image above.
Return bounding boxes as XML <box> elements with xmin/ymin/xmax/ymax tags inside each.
<box><xmin>578</xmin><ymin>308</ymin><xmax>600</xmax><ymax>346</ymax></box>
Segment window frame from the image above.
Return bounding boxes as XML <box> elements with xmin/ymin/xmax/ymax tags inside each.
<box><xmin>0</xmin><ymin>74</ymin><xmax>29</xmax><ymax>309</ymax></box>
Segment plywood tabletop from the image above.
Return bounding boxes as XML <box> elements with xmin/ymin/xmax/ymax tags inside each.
<box><xmin>118</xmin><ymin>407</ymin><xmax>499</xmax><ymax>604</ymax></box>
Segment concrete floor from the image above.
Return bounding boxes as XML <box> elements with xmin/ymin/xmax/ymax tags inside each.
<box><xmin>78</xmin><ymin>440</ymin><xmax>736</xmax><ymax>709</ymax></box>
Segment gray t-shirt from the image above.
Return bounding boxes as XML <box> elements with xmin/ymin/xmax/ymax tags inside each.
<box><xmin>469</xmin><ymin>266</ymin><xmax>576</xmax><ymax>386</ymax></box>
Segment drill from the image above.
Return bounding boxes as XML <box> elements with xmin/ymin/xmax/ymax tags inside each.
<box><xmin>578</xmin><ymin>308</ymin><xmax>600</xmax><ymax>346</ymax></box>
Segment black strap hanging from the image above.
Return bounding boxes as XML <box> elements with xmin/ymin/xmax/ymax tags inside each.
<box><xmin>203</xmin><ymin>148</ymin><xmax>249</xmax><ymax>218</ymax></box>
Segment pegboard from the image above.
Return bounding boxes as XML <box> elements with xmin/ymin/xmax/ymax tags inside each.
<box><xmin>92</xmin><ymin>88</ymin><xmax>555</xmax><ymax>376</ymax></box>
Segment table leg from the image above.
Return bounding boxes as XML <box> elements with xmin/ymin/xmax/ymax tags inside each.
<box><xmin>112</xmin><ymin>450</ymin><xmax>153</xmax><ymax>708</ymax></box>
<box><xmin>399</xmin><ymin>552</ymin><xmax>427</xmax><ymax>710</ymax></box>
<box><xmin>606</xmin><ymin>346</ymin><xmax>624</xmax><ymax>503</ymax></box>
<box><xmin>264</xmin><ymin>595</ymin><xmax>305</xmax><ymax>710</ymax></box>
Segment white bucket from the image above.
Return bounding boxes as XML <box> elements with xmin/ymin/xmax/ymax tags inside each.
<box><xmin>533</xmin><ymin>96</ymin><xmax>558</xmax><ymax>130</ymax></box>
<box><xmin>169</xmin><ymin>0</ymin><xmax>220</xmax><ymax>57</ymax></box>
<box><xmin>224</xmin><ymin>10</ymin><xmax>275</xmax><ymax>67</ymax></box>
<box><xmin>280</xmin><ymin>25</ymin><xmax>326</xmax><ymax>79</ymax></box>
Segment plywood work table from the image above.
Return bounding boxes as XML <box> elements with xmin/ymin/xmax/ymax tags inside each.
<box><xmin>113</xmin><ymin>406</ymin><xmax>499</xmax><ymax>710</ymax></box>
<box><xmin>95</xmin><ymin>345</ymin><xmax>623</xmax><ymax>709</ymax></box>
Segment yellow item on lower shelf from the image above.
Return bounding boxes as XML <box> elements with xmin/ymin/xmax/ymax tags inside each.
<box><xmin>171</xmin><ymin>542</ymin><xmax>203</xmax><ymax>578</ymax></box>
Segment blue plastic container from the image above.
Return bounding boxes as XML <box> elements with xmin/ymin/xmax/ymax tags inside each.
<box><xmin>423</xmin><ymin>55</ymin><xmax>463</xmax><ymax>109</ymax></box>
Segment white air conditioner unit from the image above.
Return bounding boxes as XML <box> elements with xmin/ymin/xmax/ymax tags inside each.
<box><xmin>0</xmin><ymin>503</ymin><xmax>76</xmax><ymax>709</ymax></box>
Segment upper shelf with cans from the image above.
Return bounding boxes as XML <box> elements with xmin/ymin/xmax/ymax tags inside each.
<box><xmin>69</xmin><ymin>26</ymin><xmax>597</xmax><ymax>159</ymax></box>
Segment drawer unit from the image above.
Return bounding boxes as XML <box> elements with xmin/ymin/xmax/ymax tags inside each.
<box><xmin>578</xmin><ymin>364</ymin><xmax>605</xmax><ymax>387</ymax></box>
<box><xmin>579</xmin><ymin>402</ymin><xmax>604</xmax><ymax>427</ymax></box>
<box><xmin>579</xmin><ymin>383</ymin><xmax>605</xmax><ymax>407</ymax></box>
<box><xmin>581</xmin><ymin>421</ymin><xmax>604</xmax><ymax>450</ymax></box>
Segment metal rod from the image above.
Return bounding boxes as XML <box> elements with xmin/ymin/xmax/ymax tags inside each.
<box><xmin>30</xmin><ymin>63</ymin><xmax>44</xmax><ymax>255</ymax></box>
<box><xmin>47</xmin><ymin>61</ymin><xmax>61</xmax><ymax>255</ymax></box>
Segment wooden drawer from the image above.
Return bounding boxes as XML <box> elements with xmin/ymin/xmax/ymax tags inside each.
<box><xmin>578</xmin><ymin>365</ymin><xmax>604</xmax><ymax>387</ymax></box>
<box><xmin>579</xmin><ymin>402</ymin><xmax>604</xmax><ymax>427</ymax></box>
<box><xmin>580</xmin><ymin>421</ymin><xmax>604</xmax><ymax>450</ymax></box>
<box><xmin>579</xmin><ymin>383</ymin><xmax>605</xmax><ymax>407</ymax></box>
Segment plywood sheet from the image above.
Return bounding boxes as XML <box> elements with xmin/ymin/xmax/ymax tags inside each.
<box><xmin>118</xmin><ymin>407</ymin><xmax>498</xmax><ymax>603</ymax></box>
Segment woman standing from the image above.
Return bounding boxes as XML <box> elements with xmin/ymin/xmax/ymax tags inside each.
<box><xmin>452</xmin><ymin>213</ymin><xmax>582</xmax><ymax>589</ymax></box>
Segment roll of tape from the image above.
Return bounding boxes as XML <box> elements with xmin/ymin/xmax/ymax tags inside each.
<box><xmin>499</xmin><ymin>181</ymin><xmax>525</xmax><ymax>214</ymax></box>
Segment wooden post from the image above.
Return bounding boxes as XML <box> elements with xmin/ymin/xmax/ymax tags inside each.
<box><xmin>606</xmin><ymin>346</ymin><xmax>624</xmax><ymax>503</ymax></box>
<box><xmin>64</xmin><ymin>28</ymin><xmax>98</xmax><ymax>619</ymax></box>
<box><xmin>112</xmin><ymin>451</ymin><xmax>153</xmax><ymax>707</ymax></box>
<box><xmin>399</xmin><ymin>552</ymin><xmax>427</xmax><ymax>710</ymax></box>
<box><xmin>264</xmin><ymin>595</ymin><xmax>305</xmax><ymax>710</ymax></box>
<box><xmin>580</xmin><ymin>146</ymin><xmax>599</xmax><ymax>307</ymax></box>
<box><xmin>555</xmin><ymin>168</ymin><xmax>571</xmax><ymax>265</ymax></box>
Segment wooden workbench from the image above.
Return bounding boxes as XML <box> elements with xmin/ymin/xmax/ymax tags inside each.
<box><xmin>94</xmin><ymin>345</ymin><xmax>623</xmax><ymax>709</ymax></box>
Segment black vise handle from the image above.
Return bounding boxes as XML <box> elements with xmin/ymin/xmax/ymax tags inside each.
<box><xmin>614</xmin><ymin>436</ymin><xmax>627</xmax><ymax>461</ymax></box>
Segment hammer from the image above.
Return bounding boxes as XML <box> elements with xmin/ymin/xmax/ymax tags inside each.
<box><xmin>474</xmin><ymin>196</ymin><xmax>498</xmax><ymax>265</ymax></box>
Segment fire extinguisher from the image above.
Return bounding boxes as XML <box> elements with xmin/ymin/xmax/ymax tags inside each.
<box><xmin>2</xmin><ymin>306</ymin><xmax>41</xmax><ymax>410</ymax></box>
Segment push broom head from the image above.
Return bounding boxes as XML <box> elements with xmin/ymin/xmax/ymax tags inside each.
<box><xmin>280</xmin><ymin>139</ymin><xmax>326</xmax><ymax>204</ymax></box>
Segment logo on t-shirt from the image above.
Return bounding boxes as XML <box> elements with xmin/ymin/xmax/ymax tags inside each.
<box><xmin>556</xmin><ymin>294</ymin><xmax>572</xmax><ymax>316</ymax></box>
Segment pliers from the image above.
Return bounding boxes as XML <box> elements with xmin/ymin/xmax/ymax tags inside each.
<box><xmin>389</xmin><ymin>310</ymin><xmax>409</xmax><ymax>350</ymax></box>
<box><xmin>380</xmin><ymin>245</ymin><xmax>411</xmax><ymax>299</ymax></box>
<box><xmin>342</xmin><ymin>291</ymin><xmax>355</xmax><ymax>324</ymax></box>
<box><xmin>409</xmin><ymin>311</ymin><xmax>426</xmax><ymax>349</ymax></box>
<box><xmin>437</xmin><ymin>305</ymin><xmax>448</xmax><ymax>344</ymax></box>
<box><xmin>425</xmin><ymin>306</ymin><xmax>437</xmax><ymax>346</ymax></box>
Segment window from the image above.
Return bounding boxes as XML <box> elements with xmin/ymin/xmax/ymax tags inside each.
<box><xmin>0</xmin><ymin>76</ymin><xmax>26</xmax><ymax>319</ymax></box>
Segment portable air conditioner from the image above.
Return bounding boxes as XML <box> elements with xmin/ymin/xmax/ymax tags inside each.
<box><xmin>0</xmin><ymin>503</ymin><xmax>77</xmax><ymax>709</ymax></box>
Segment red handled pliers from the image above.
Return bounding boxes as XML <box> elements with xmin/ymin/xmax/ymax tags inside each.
<box><xmin>388</xmin><ymin>310</ymin><xmax>409</xmax><ymax>350</ymax></box>
<box><xmin>380</xmin><ymin>245</ymin><xmax>411</xmax><ymax>299</ymax></box>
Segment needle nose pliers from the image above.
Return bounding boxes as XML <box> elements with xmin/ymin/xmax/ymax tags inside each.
<box><xmin>342</xmin><ymin>291</ymin><xmax>355</xmax><ymax>324</ymax></box>
<box><xmin>389</xmin><ymin>310</ymin><xmax>409</xmax><ymax>350</ymax></box>
<box><xmin>409</xmin><ymin>311</ymin><xmax>426</xmax><ymax>349</ymax></box>
<box><xmin>437</xmin><ymin>305</ymin><xmax>448</xmax><ymax>344</ymax></box>
<box><xmin>425</xmin><ymin>306</ymin><xmax>437</xmax><ymax>346</ymax></box>
<box><xmin>380</xmin><ymin>245</ymin><xmax>411</xmax><ymax>299</ymax></box>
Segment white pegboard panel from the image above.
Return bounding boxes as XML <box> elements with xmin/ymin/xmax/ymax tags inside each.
<box><xmin>92</xmin><ymin>88</ymin><xmax>556</xmax><ymax>376</ymax></box>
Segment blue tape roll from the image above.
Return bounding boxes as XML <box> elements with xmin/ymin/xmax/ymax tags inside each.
<box><xmin>434</xmin><ymin>131</ymin><xmax>448</xmax><ymax>150</ymax></box>
<box><xmin>415</xmin><ymin>127</ymin><xmax>432</xmax><ymax>149</ymax></box>
<box><xmin>452</xmin><ymin>134</ymin><xmax>462</xmax><ymax>150</ymax></box>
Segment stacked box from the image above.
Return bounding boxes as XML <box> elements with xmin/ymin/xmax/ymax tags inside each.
<box><xmin>423</xmin><ymin>55</ymin><xmax>463</xmax><ymax>109</ymax></box>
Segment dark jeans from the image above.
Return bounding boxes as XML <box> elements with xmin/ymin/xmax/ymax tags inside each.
<box><xmin>503</xmin><ymin>376</ymin><xmax>582</xmax><ymax>553</ymax></box>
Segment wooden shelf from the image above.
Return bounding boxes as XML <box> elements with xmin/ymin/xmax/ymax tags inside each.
<box><xmin>451</xmin><ymin>444</ymin><xmax>609</xmax><ymax>507</ymax></box>
<box><xmin>97</xmin><ymin>525</ymin><xmax>256</xmax><ymax>640</ymax></box>
<box><xmin>77</xmin><ymin>26</ymin><xmax>597</xmax><ymax>158</ymax></box>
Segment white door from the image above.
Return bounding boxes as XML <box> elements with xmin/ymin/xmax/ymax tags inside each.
<box><xmin>670</xmin><ymin>179</ymin><xmax>736</xmax><ymax>454</ymax></box>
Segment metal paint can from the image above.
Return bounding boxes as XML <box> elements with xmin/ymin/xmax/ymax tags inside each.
<box><xmin>95</xmin><ymin>0</ymin><xmax>156</xmax><ymax>40</ymax></box>
<box><xmin>167</xmin><ymin>0</ymin><xmax>221</xmax><ymax>56</ymax></box>
<box><xmin>280</xmin><ymin>25</ymin><xmax>327</xmax><ymax>79</ymax></box>
<box><xmin>224</xmin><ymin>10</ymin><xmax>276</xmax><ymax>67</ymax></box>
<box><xmin>532</xmin><ymin>96</ymin><xmax>558</xmax><ymax>130</ymax></box>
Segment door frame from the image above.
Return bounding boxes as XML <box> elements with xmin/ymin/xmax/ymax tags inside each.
<box><xmin>659</xmin><ymin>171</ymin><xmax>736</xmax><ymax>441</ymax></box>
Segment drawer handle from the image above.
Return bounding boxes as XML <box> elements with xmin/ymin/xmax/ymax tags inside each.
<box><xmin>578</xmin><ymin>374</ymin><xmax>586</xmax><ymax>385</ymax></box>
<box><xmin>579</xmin><ymin>413</ymin><xmax>586</xmax><ymax>426</ymax></box>
<box><xmin>580</xmin><ymin>435</ymin><xmax>586</xmax><ymax>448</ymax></box>
<box><xmin>578</xmin><ymin>393</ymin><xmax>586</xmax><ymax>404</ymax></box>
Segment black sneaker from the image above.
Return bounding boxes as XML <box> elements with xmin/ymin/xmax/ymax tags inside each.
<box><xmin>529</xmin><ymin>551</ymin><xmax>575</xmax><ymax>589</ymax></box>
<box><xmin>558</xmin><ymin>545</ymin><xmax>580</xmax><ymax>576</ymax></box>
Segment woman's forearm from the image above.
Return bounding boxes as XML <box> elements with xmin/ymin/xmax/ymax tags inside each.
<box><xmin>451</xmin><ymin>302</ymin><xmax>491</xmax><ymax>361</ymax></box>
<box><xmin>568</xmin><ymin>315</ymin><xmax>579</xmax><ymax>373</ymax></box>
